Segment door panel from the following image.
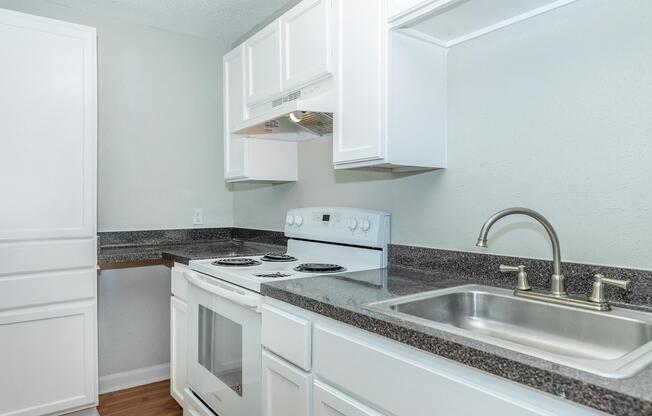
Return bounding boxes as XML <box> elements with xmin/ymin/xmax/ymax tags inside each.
<box><xmin>262</xmin><ymin>351</ymin><xmax>311</xmax><ymax>416</ymax></box>
<box><xmin>282</xmin><ymin>0</ymin><xmax>332</xmax><ymax>90</ymax></box>
<box><xmin>0</xmin><ymin>302</ymin><xmax>97</xmax><ymax>416</ymax></box>
<box><xmin>187</xmin><ymin>281</ymin><xmax>261</xmax><ymax>416</ymax></box>
<box><xmin>223</xmin><ymin>46</ymin><xmax>247</xmax><ymax>179</ymax></box>
<box><xmin>171</xmin><ymin>296</ymin><xmax>187</xmax><ymax>406</ymax></box>
<box><xmin>0</xmin><ymin>9</ymin><xmax>97</xmax><ymax>416</ymax></box>
<box><xmin>332</xmin><ymin>0</ymin><xmax>385</xmax><ymax>165</ymax></box>
<box><xmin>245</xmin><ymin>21</ymin><xmax>283</xmax><ymax>105</ymax></box>
<box><xmin>0</xmin><ymin>9</ymin><xmax>96</xmax><ymax>241</ymax></box>
<box><xmin>314</xmin><ymin>381</ymin><xmax>383</xmax><ymax>416</ymax></box>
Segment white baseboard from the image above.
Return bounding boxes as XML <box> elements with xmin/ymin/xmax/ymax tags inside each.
<box><xmin>65</xmin><ymin>408</ymin><xmax>100</xmax><ymax>416</ymax></box>
<box><xmin>99</xmin><ymin>363</ymin><xmax>170</xmax><ymax>394</ymax></box>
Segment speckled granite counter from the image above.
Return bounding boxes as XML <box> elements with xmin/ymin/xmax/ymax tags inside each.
<box><xmin>97</xmin><ymin>228</ymin><xmax>287</xmax><ymax>266</ymax></box>
<box><xmin>99</xmin><ymin>239</ymin><xmax>285</xmax><ymax>265</ymax></box>
<box><xmin>261</xmin><ymin>267</ymin><xmax>652</xmax><ymax>416</ymax></box>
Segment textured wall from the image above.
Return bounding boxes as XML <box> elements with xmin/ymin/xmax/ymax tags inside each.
<box><xmin>0</xmin><ymin>0</ymin><xmax>234</xmax><ymax>231</ymax></box>
<box><xmin>233</xmin><ymin>0</ymin><xmax>652</xmax><ymax>270</ymax></box>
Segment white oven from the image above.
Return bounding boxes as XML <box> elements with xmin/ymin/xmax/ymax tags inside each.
<box><xmin>185</xmin><ymin>270</ymin><xmax>262</xmax><ymax>416</ymax></box>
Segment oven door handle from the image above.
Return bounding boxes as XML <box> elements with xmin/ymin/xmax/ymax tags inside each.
<box><xmin>184</xmin><ymin>271</ymin><xmax>260</xmax><ymax>309</ymax></box>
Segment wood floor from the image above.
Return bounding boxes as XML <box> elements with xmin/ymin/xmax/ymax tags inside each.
<box><xmin>98</xmin><ymin>380</ymin><xmax>182</xmax><ymax>416</ymax></box>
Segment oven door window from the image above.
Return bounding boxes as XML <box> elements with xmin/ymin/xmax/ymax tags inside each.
<box><xmin>198</xmin><ymin>305</ymin><xmax>244</xmax><ymax>396</ymax></box>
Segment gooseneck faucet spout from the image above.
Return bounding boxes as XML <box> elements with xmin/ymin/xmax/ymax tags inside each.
<box><xmin>476</xmin><ymin>207</ymin><xmax>566</xmax><ymax>296</ymax></box>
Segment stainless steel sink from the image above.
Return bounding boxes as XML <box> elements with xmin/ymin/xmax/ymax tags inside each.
<box><xmin>364</xmin><ymin>285</ymin><xmax>652</xmax><ymax>378</ymax></box>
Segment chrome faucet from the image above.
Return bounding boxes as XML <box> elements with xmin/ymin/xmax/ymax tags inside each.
<box><xmin>476</xmin><ymin>207</ymin><xmax>566</xmax><ymax>296</ymax></box>
<box><xmin>476</xmin><ymin>207</ymin><xmax>629</xmax><ymax>311</ymax></box>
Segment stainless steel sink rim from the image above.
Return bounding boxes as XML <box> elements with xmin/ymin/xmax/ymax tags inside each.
<box><xmin>363</xmin><ymin>284</ymin><xmax>652</xmax><ymax>379</ymax></box>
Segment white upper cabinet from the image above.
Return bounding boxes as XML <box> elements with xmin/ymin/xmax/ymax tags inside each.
<box><xmin>224</xmin><ymin>44</ymin><xmax>298</xmax><ymax>183</ymax></box>
<box><xmin>224</xmin><ymin>46</ymin><xmax>246</xmax><ymax>180</ymax></box>
<box><xmin>281</xmin><ymin>0</ymin><xmax>333</xmax><ymax>91</ymax></box>
<box><xmin>245</xmin><ymin>20</ymin><xmax>283</xmax><ymax>106</ymax></box>
<box><xmin>332</xmin><ymin>0</ymin><xmax>385</xmax><ymax>165</ymax></box>
<box><xmin>333</xmin><ymin>0</ymin><xmax>447</xmax><ymax>171</ymax></box>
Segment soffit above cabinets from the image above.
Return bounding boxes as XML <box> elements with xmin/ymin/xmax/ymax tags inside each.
<box><xmin>389</xmin><ymin>0</ymin><xmax>579</xmax><ymax>48</ymax></box>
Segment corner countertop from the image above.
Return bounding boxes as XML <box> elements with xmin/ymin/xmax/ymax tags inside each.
<box><xmin>98</xmin><ymin>240</ymin><xmax>286</xmax><ymax>266</ymax></box>
<box><xmin>261</xmin><ymin>266</ymin><xmax>652</xmax><ymax>416</ymax></box>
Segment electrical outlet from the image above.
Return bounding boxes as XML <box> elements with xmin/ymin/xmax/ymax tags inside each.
<box><xmin>193</xmin><ymin>208</ymin><xmax>203</xmax><ymax>225</ymax></box>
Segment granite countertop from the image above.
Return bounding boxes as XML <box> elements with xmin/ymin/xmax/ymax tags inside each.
<box><xmin>262</xmin><ymin>266</ymin><xmax>652</xmax><ymax>416</ymax></box>
<box><xmin>98</xmin><ymin>240</ymin><xmax>286</xmax><ymax>265</ymax></box>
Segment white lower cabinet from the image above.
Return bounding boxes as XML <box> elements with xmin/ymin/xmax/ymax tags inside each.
<box><xmin>171</xmin><ymin>265</ymin><xmax>189</xmax><ymax>407</ymax></box>
<box><xmin>0</xmin><ymin>301</ymin><xmax>97</xmax><ymax>416</ymax></box>
<box><xmin>262</xmin><ymin>350</ymin><xmax>312</xmax><ymax>416</ymax></box>
<box><xmin>261</xmin><ymin>299</ymin><xmax>605</xmax><ymax>416</ymax></box>
<box><xmin>170</xmin><ymin>296</ymin><xmax>187</xmax><ymax>406</ymax></box>
<box><xmin>314</xmin><ymin>381</ymin><xmax>383</xmax><ymax>416</ymax></box>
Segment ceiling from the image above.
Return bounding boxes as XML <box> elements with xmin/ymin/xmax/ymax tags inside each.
<box><xmin>45</xmin><ymin>0</ymin><xmax>290</xmax><ymax>42</ymax></box>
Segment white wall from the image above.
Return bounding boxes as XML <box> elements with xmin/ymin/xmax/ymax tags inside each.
<box><xmin>0</xmin><ymin>0</ymin><xmax>233</xmax><ymax>231</ymax></box>
<box><xmin>97</xmin><ymin>267</ymin><xmax>171</xmax><ymax>377</ymax></box>
<box><xmin>233</xmin><ymin>0</ymin><xmax>652</xmax><ymax>270</ymax></box>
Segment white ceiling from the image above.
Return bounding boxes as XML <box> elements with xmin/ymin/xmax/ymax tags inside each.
<box><xmin>45</xmin><ymin>0</ymin><xmax>289</xmax><ymax>42</ymax></box>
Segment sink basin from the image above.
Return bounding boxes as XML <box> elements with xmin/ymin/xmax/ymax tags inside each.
<box><xmin>363</xmin><ymin>285</ymin><xmax>652</xmax><ymax>378</ymax></box>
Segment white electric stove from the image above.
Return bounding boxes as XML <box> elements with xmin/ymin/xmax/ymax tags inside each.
<box><xmin>189</xmin><ymin>207</ymin><xmax>391</xmax><ymax>292</ymax></box>
<box><xmin>184</xmin><ymin>207</ymin><xmax>390</xmax><ymax>416</ymax></box>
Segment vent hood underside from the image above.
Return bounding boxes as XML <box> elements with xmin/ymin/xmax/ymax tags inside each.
<box><xmin>233</xmin><ymin>79</ymin><xmax>334</xmax><ymax>141</ymax></box>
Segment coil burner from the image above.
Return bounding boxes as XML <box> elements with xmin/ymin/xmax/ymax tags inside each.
<box><xmin>211</xmin><ymin>258</ymin><xmax>262</xmax><ymax>267</ymax></box>
<box><xmin>293</xmin><ymin>263</ymin><xmax>346</xmax><ymax>273</ymax></box>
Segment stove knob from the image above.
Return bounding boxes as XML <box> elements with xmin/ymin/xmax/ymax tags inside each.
<box><xmin>347</xmin><ymin>218</ymin><xmax>358</xmax><ymax>230</ymax></box>
<box><xmin>295</xmin><ymin>215</ymin><xmax>304</xmax><ymax>226</ymax></box>
<box><xmin>286</xmin><ymin>215</ymin><xmax>295</xmax><ymax>225</ymax></box>
<box><xmin>360</xmin><ymin>219</ymin><xmax>371</xmax><ymax>232</ymax></box>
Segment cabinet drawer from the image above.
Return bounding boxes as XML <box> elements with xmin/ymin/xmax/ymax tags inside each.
<box><xmin>262</xmin><ymin>304</ymin><xmax>312</xmax><ymax>370</ymax></box>
<box><xmin>313</xmin><ymin>325</ymin><xmax>602</xmax><ymax>416</ymax></box>
<box><xmin>0</xmin><ymin>268</ymin><xmax>95</xmax><ymax>311</ymax></box>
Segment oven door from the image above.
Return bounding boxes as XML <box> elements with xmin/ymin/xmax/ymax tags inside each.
<box><xmin>185</xmin><ymin>270</ymin><xmax>262</xmax><ymax>416</ymax></box>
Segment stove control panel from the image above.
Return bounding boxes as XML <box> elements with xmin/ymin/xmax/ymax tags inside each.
<box><xmin>285</xmin><ymin>207</ymin><xmax>390</xmax><ymax>249</ymax></box>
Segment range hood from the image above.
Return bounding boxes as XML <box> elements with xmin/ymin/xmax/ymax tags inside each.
<box><xmin>234</xmin><ymin>78</ymin><xmax>334</xmax><ymax>141</ymax></box>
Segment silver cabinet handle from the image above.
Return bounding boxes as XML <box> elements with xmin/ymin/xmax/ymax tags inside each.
<box><xmin>500</xmin><ymin>264</ymin><xmax>531</xmax><ymax>291</ymax></box>
<box><xmin>590</xmin><ymin>274</ymin><xmax>630</xmax><ymax>303</ymax></box>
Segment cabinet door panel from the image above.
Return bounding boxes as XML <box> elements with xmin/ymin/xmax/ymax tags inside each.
<box><xmin>262</xmin><ymin>351</ymin><xmax>311</xmax><ymax>416</ymax></box>
<box><xmin>0</xmin><ymin>302</ymin><xmax>97</xmax><ymax>416</ymax></box>
<box><xmin>170</xmin><ymin>296</ymin><xmax>187</xmax><ymax>406</ymax></box>
<box><xmin>245</xmin><ymin>21</ymin><xmax>283</xmax><ymax>105</ymax></box>
<box><xmin>314</xmin><ymin>381</ymin><xmax>384</xmax><ymax>416</ymax></box>
<box><xmin>223</xmin><ymin>46</ymin><xmax>247</xmax><ymax>179</ymax></box>
<box><xmin>333</xmin><ymin>0</ymin><xmax>385</xmax><ymax>165</ymax></box>
<box><xmin>282</xmin><ymin>0</ymin><xmax>332</xmax><ymax>91</ymax></box>
<box><xmin>0</xmin><ymin>9</ymin><xmax>96</xmax><ymax>241</ymax></box>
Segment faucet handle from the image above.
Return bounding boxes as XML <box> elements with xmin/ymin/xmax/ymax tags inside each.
<box><xmin>499</xmin><ymin>264</ymin><xmax>531</xmax><ymax>291</ymax></box>
<box><xmin>589</xmin><ymin>274</ymin><xmax>630</xmax><ymax>303</ymax></box>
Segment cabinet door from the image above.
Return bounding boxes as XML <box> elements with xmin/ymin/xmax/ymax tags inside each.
<box><xmin>314</xmin><ymin>381</ymin><xmax>384</xmax><ymax>416</ymax></box>
<box><xmin>281</xmin><ymin>0</ymin><xmax>332</xmax><ymax>91</ymax></box>
<box><xmin>170</xmin><ymin>296</ymin><xmax>188</xmax><ymax>406</ymax></box>
<box><xmin>262</xmin><ymin>351</ymin><xmax>311</xmax><ymax>416</ymax></box>
<box><xmin>223</xmin><ymin>46</ymin><xmax>247</xmax><ymax>180</ymax></box>
<box><xmin>332</xmin><ymin>0</ymin><xmax>385</xmax><ymax>165</ymax></box>
<box><xmin>245</xmin><ymin>21</ymin><xmax>283</xmax><ymax>105</ymax></box>
<box><xmin>0</xmin><ymin>8</ymin><xmax>97</xmax><ymax>416</ymax></box>
<box><xmin>0</xmin><ymin>302</ymin><xmax>97</xmax><ymax>416</ymax></box>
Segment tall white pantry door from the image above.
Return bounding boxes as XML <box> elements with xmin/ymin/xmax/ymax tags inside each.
<box><xmin>0</xmin><ymin>8</ymin><xmax>98</xmax><ymax>416</ymax></box>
